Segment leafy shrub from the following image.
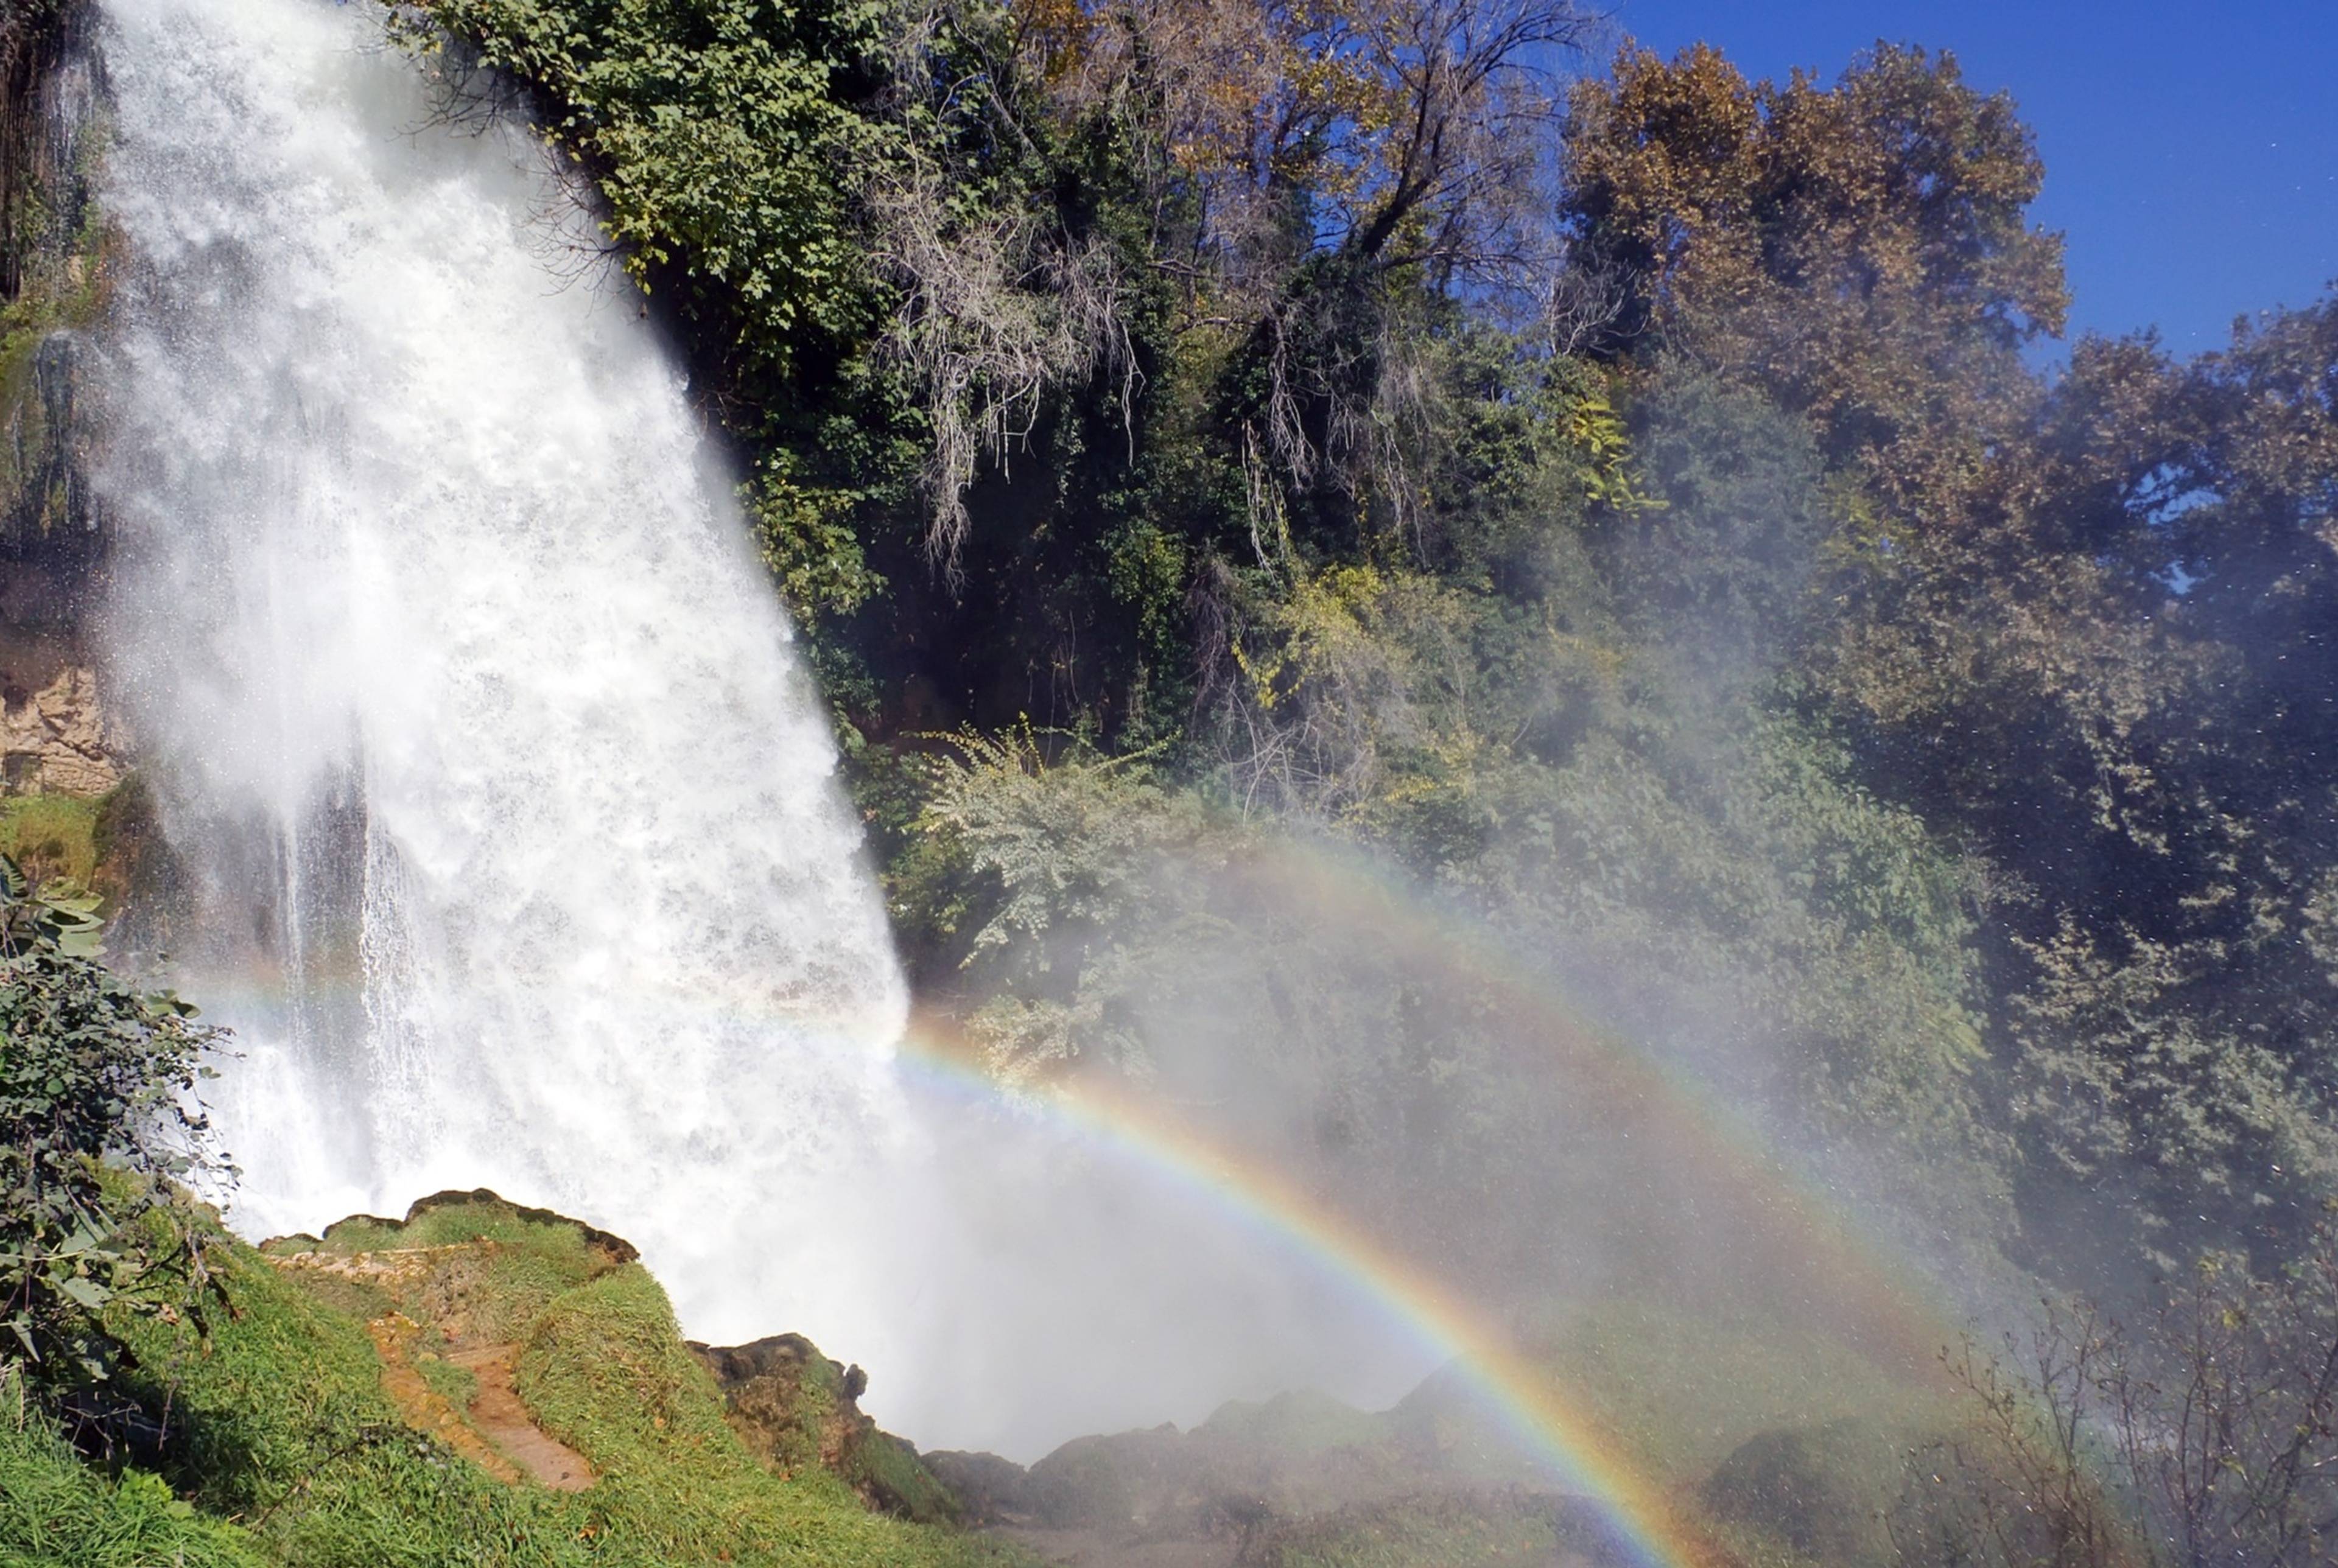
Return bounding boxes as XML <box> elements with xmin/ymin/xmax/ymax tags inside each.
<box><xmin>0</xmin><ymin>853</ymin><xmax>226</xmax><ymax>1400</ymax></box>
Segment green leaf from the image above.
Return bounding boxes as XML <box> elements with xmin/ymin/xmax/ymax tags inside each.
<box><xmin>56</xmin><ymin>1273</ymin><xmax>110</xmax><ymax>1310</ymax></box>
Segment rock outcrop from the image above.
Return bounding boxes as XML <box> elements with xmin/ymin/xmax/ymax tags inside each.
<box><xmin>1</xmin><ymin>0</ymin><xmax>121</xmax><ymax>802</ymax></box>
<box><xmin>266</xmin><ymin>1190</ymin><xmax>967</xmax><ymax>1529</ymax></box>
<box><xmin>0</xmin><ymin>651</ymin><xmax>116</xmax><ymax>792</ymax></box>
<box><xmin>925</xmin><ymin>1386</ymin><xmax>1636</xmax><ymax>1568</ymax></box>
<box><xmin>691</xmin><ymin>1332</ymin><xmax>962</xmax><ymax>1525</ymax></box>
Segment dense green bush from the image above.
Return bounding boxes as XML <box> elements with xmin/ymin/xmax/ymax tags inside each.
<box><xmin>0</xmin><ymin>854</ymin><xmax>224</xmax><ymax>1398</ymax></box>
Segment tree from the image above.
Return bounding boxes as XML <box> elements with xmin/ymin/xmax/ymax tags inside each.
<box><xmin>1909</xmin><ymin>1233</ymin><xmax>2338</xmax><ymax>1568</ymax></box>
<box><xmin>1562</xmin><ymin>41</ymin><xmax>2067</xmax><ymax>508</ymax></box>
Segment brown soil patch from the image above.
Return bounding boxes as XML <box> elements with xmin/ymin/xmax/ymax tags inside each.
<box><xmin>359</xmin><ymin>1309</ymin><xmax>594</xmax><ymax>1491</ymax></box>
<box><xmin>271</xmin><ymin>1236</ymin><xmax>600</xmax><ymax>1491</ymax></box>
<box><xmin>366</xmin><ymin>1314</ymin><xmax>525</xmax><ymax>1486</ymax></box>
<box><xmin>448</xmin><ymin>1342</ymin><xmax>595</xmax><ymax>1491</ymax></box>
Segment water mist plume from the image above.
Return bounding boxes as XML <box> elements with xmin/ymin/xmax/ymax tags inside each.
<box><xmin>91</xmin><ymin>0</ymin><xmax>1430</xmax><ymax>1460</ymax></box>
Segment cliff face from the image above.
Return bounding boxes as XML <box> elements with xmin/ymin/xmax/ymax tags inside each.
<box><xmin>0</xmin><ymin>0</ymin><xmax>118</xmax><ymax>799</ymax></box>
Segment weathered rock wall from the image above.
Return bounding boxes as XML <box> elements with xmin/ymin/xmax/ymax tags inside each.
<box><xmin>0</xmin><ymin>0</ymin><xmax>119</xmax><ymax>797</ymax></box>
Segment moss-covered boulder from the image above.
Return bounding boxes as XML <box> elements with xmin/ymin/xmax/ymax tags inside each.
<box><xmin>1699</xmin><ymin>1418</ymin><xmax>1911</xmax><ymax>1568</ymax></box>
<box><xmin>692</xmin><ymin>1331</ymin><xmax>962</xmax><ymax>1524</ymax></box>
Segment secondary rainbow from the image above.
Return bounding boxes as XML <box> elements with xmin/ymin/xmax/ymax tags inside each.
<box><xmin>1188</xmin><ymin>834</ymin><xmax>1968</xmax><ymax>1374</ymax></box>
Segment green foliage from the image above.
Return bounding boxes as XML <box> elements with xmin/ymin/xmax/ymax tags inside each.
<box><xmin>913</xmin><ymin>727</ymin><xmax>1194</xmax><ymax>982</ymax></box>
<box><xmin>1603</xmin><ymin>369</ymin><xmax>1830</xmax><ymax>671</ymax></box>
<box><xmin>374</xmin><ymin>0</ymin><xmax>2338</xmax><ymax>1425</ymax></box>
<box><xmin>0</xmin><ymin>792</ymin><xmax>103</xmax><ymax>892</ymax></box>
<box><xmin>395</xmin><ymin>0</ymin><xmax>890</xmax><ymax>375</ymax></box>
<box><xmin>0</xmin><ymin>852</ymin><xmax>223</xmax><ymax>1395</ymax></box>
<box><xmin>748</xmin><ymin>447</ymin><xmax>884</xmax><ymax>625</ymax></box>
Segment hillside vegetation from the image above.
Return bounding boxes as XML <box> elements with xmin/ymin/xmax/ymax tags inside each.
<box><xmin>379</xmin><ymin>0</ymin><xmax>2338</xmax><ymax>1556</ymax></box>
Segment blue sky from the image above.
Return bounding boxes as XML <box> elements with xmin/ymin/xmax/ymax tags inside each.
<box><xmin>1603</xmin><ymin>1</ymin><xmax>2337</xmax><ymax>356</ymax></box>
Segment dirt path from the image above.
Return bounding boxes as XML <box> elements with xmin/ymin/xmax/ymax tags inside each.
<box><xmin>448</xmin><ymin>1343</ymin><xmax>595</xmax><ymax>1491</ymax></box>
<box><xmin>363</xmin><ymin>1312</ymin><xmax>595</xmax><ymax>1490</ymax></box>
<box><xmin>365</xmin><ymin>1314</ymin><xmax>527</xmax><ymax>1485</ymax></box>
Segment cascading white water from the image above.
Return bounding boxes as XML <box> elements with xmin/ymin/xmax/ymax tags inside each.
<box><xmin>93</xmin><ymin>0</ymin><xmax>1433</xmax><ymax>1457</ymax></box>
<box><xmin>97</xmin><ymin>0</ymin><xmax>908</xmax><ymax>1324</ymax></box>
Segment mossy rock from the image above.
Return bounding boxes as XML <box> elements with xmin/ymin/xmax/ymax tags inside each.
<box><xmin>692</xmin><ymin>1331</ymin><xmax>963</xmax><ymax>1524</ymax></box>
<box><xmin>1699</xmin><ymin>1417</ymin><xmax>1911</xmax><ymax>1568</ymax></box>
<box><xmin>1196</xmin><ymin>1388</ymin><xmax>1390</xmax><ymax>1457</ymax></box>
<box><xmin>1</xmin><ymin>0</ymin><xmax>111</xmax><ymax>550</ymax></box>
<box><xmin>923</xmin><ymin>1449</ymin><xmax>1037</xmax><ymax>1525</ymax></box>
<box><xmin>1025</xmin><ymin>1423</ymin><xmax>1196</xmax><ymax>1530</ymax></box>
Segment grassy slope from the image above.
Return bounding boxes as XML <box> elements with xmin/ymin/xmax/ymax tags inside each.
<box><xmin>0</xmin><ymin>1388</ymin><xmax>262</xmax><ymax>1568</ymax></box>
<box><xmin>0</xmin><ymin>1195</ymin><xmax>1028</xmax><ymax>1568</ymax></box>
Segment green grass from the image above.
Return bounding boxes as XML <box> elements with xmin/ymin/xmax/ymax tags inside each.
<box><xmin>1531</xmin><ymin>1298</ymin><xmax>1954</xmax><ymax>1484</ymax></box>
<box><xmin>0</xmin><ymin>1374</ymin><xmax>263</xmax><ymax>1568</ymax></box>
<box><xmin>0</xmin><ymin>1195</ymin><xmax>1963</xmax><ymax>1568</ymax></box>
<box><xmin>412</xmin><ymin>1354</ymin><xmax>479</xmax><ymax>1412</ymax></box>
<box><xmin>0</xmin><ymin>1197</ymin><xmax>1041</xmax><ymax>1568</ymax></box>
<box><xmin>517</xmin><ymin>1266</ymin><xmax>983</xmax><ymax>1561</ymax></box>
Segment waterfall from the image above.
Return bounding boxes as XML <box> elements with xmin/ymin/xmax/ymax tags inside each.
<box><xmin>93</xmin><ymin>0</ymin><xmax>1430</xmax><ymax>1457</ymax></box>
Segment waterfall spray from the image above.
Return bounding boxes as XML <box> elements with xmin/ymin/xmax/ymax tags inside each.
<box><xmin>93</xmin><ymin>0</ymin><xmax>1428</xmax><ymax>1457</ymax></box>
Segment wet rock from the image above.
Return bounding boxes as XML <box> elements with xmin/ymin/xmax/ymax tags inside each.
<box><xmin>2</xmin><ymin>1</ymin><xmax>121</xmax><ymax>800</ymax></box>
<box><xmin>690</xmin><ymin>1331</ymin><xmax>961</xmax><ymax>1524</ymax></box>
<box><xmin>923</xmin><ymin>1449</ymin><xmax>1037</xmax><ymax>1526</ymax></box>
<box><xmin>1700</xmin><ymin>1417</ymin><xmax>1907</xmax><ymax>1568</ymax></box>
